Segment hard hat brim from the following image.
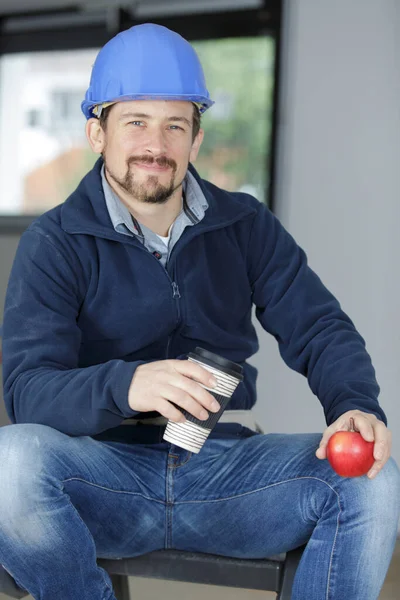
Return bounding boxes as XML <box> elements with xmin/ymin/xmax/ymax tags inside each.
<box><xmin>81</xmin><ymin>93</ymin><xmax>214</xmax><ymax>120</ymax></box>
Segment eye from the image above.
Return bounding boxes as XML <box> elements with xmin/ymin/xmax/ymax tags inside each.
<box><xmin>168</xmin><ymin>125</ymin><xmax>184</xmax><ymax>131</ymax></box>
<box><xmin>128</xmin><ymin>121</ymin><xmax>144</xmax><ymax>126</ymax></box>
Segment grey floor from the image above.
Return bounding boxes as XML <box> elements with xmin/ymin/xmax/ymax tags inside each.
<box><xmin>0</xmin><ymin>539</ymin><xmax>398</xmax><ymax>600</ymax></box>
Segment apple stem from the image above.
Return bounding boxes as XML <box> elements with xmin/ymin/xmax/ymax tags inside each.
<box><xmin>350</xmin><ymin>417</ymin><xmax>355</xmax><ymax>432</ymax></box>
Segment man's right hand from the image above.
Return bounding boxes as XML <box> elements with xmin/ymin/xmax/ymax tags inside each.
<box><xmin>128</xmin><ymin>359</ymin><xmax>220</xmax><ymax>422</ymax></box>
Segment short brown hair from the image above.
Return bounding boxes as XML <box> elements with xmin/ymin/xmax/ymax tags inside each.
<box><xmin>192</xmin><ymin>104</ymin><xmax>201</xmax><ymax>140</ymax></box>
<box><xmin>98</xmin><ymin>103</ymin><xmax>201</xmax><ymax>141</ymax></box>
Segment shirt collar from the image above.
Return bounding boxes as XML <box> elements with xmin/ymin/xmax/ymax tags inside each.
<box><xmin>101</xmin><ymin>165</ymin><xmax>141</xmax><ymax>237</ymax></box>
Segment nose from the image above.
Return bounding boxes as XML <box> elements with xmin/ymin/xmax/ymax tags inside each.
<box><xmin>144</xmin><ymin>126</ymin><xmax>168</xmax><ymax>156</ymax></box>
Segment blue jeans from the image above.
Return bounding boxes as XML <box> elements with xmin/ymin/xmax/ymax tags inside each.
<box><xmin>0</xmin><ymin>422</ymin><xmax>399</xmax><ymax>600</ymax></box>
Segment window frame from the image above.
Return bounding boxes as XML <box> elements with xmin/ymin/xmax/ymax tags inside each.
<box><xmin>0</xmin><ymin>0</ymin><xmax>283</xmax><ymax>232</ymax></box>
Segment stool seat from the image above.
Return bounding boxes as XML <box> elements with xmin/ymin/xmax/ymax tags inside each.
<box><xmin>98</xmin><ymin>546</ymin><xmax>305</xmax><ymax>599</ymax></box>
<box><xmin>0</xmin><ymin>547</ymin><xmax>305</xmax><ymax>599</ymax></box>
<box><xmin>99</xmin><ymin>549</ymin><xmax>288</xmax><ymax>590</ymax></box>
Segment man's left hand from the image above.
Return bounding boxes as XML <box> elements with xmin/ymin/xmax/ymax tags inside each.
<box><xmin>315</xmin><ymin>409</ymin><xmax>392</xmax><ymax>479</ymax></box>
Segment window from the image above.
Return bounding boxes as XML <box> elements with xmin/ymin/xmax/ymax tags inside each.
<box><xmin>0</xmin><ymin>36</ymin><xmax>275</xmax><ymax>219</ymax></box>
<box><xmin>51</xmin><ymin>90</ymin><xmax>88</xmax><ymax>136</ymax></box>
<box><xmin>193</xmin><ymin>37</ymin><xmax>274</xmax><ymax>203</ymax></box>
<box><xmin>0</xmin><ymin>49</ymin><xmax>98</xmax><ymax>217</ymax></box>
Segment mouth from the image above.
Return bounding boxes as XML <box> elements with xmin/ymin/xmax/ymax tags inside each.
<box><xmin>133</xmin><ymin>162</ymin><xmax>171</xmax><ymax>172</ymax></box>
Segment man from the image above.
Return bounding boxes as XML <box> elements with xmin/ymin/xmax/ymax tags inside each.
<box><xmin>0</xmin><ymin>23</ymin><xmax>399</xmax><ymax>600</ymax></box>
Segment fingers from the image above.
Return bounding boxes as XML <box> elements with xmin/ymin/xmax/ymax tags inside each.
<box><xmin>351</xmin><ymin>413</ymin><xmax>392</xmax><ymax>478</ymax></box>
<box><xmin>315</xmin><ymin>412</ymin><xmax>369</xmax><ymax>460</ymax></box>
<box><xmin>351</xmin><ymin>413</ymin><xmax>374</xmax><ymax>442</ymax></box>
<box><xmin>158</xmin><ymin>384</ymin><xmax>218</xmax><ymax>422</ymax></box>
<box><xmin>147</xmin><ymin>360</ymin><xmax>221</xmax><ymax>422</ymax></box>
<box><xmin>348</xmin><ymin>413</ymin><xmax>391</xmax><ymax>478</ymax></box>
<box><xmin>171</xmin><ymin>359</ymin><xmax>218</xmax><ymax>389</ymax></box>
<box><xmin>315</xmin><ymin>427</ymin><xmax>332</xmax><ymax>460</ymax></box>
<box><xmin>128</xmin><ymin>359</ymin><xmax>221</xmax><ymax>418</ymax></box>
<box><xmin>315</xmin><ymin>412</ymin><xmax>364</xmax><ymax>460</ymax></box>
<box><xmin>372</xmin><ymin>420</ymin><xmax>390</xmax><ymax>460</ymax></box>
<box><xmin>167</xmin><ymin>360</ymin><xmax>220</xmax><ymax>414</ymax></box>
<box><xmin>368</xmin><ymin>423</ymin><xmax>392</xmax><ymax>479</ymax></box>
<box><xmin>156</xmin><ymin>398</ymin><xmax>186</xmax><ymax>423</ymax></box>
<box><xmin>170</xmin><ymin>376</ymin><xmax>220</xmax><ymax>412</ymax></box>
<box><xmin>315</xmin><ymin>410</ymin><xmax>392</xmax><ymax>480</ymax></box>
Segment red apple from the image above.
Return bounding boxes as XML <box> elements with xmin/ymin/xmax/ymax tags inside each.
<box><xmin>326</xmin><ymin>428</ymin><xmax>375</xmax><ymax>478</ymax></box>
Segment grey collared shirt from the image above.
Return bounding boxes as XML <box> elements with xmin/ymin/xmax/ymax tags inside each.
<box><xmin>101</xmin><ymin>165</ymin><xmax>208</xmax><ymax>267</ymax></box>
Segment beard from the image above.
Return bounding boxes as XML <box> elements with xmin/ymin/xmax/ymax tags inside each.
<box><xmin>104</xmin><ymin>153</ymin><xmax>181</xmax><ymax>204</ymax></box>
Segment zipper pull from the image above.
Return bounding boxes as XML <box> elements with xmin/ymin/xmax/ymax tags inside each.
<box><xmin>172</xmin><ymin>282</ymin><xmax>181</xmax><ymax>298</ymax></box>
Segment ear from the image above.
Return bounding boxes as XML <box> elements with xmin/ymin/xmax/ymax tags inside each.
<box><xmin>189</xmin><ymin>128</ymin><xmax>204</xmax><ymax>163</ymax></box>
<box><xmin>86</xmin><ymin>118</ymin><xmax>106</xmax><ymax>153</ymax></box>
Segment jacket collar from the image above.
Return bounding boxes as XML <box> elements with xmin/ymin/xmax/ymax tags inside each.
<box><xmin>60</xmin><ymin>157</ymin><xmax>256</xmax><ymax>242</ymax></box>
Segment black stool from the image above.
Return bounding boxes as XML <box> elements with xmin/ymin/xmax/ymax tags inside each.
<box><xmin>0</xmin><ymin>546</ymin><xmax>304</xmax><ymax>599</ymax></box>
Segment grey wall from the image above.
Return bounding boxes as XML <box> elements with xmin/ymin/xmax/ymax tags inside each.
<box><xmin>1</xmin><ymin>0</ymin><xmax>399</xmax><ymax>467</ymax></box>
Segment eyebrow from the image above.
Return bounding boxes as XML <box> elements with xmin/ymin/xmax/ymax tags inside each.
<box><xmin>118</xmin><ymin>112</ymin><xmax>192</xmax><ymax>128</ymax></box>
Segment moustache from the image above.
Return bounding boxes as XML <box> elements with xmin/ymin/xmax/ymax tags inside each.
<box><xmin>128</xmin><ymin>155</ymin><xmax>177</xmax><ymax>170</ymax></box>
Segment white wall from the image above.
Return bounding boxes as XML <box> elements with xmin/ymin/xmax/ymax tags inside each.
<box><xmin>251</xmin><ymin>0</ymin><xmax>400</xmax><ymax>469</ymax></box>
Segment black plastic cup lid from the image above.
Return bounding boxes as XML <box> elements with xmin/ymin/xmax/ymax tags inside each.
<box><xmin>188</xmin><ymin>347</ymin><xmax>243</xmax><ymax>380</ymax></box>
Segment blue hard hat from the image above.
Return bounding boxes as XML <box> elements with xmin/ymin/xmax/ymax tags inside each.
<box><xmin>81</xmin><ymin>23</ymin><xmax>214</xmax><ymax>119</ymax></box>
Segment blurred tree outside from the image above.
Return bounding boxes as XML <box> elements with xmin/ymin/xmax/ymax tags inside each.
<box><xmin>193</xmin><ymin>36</ymin><xmax>275</xmax><ymax>203</ymax></box>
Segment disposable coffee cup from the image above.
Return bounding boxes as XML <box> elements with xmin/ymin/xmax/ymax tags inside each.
<box><xmin>163</xmin><ymin>347</ymin><xmax>243</xmax><ymax>453</ymax></box>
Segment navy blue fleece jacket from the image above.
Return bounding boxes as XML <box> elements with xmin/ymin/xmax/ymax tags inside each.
<box><xmin>2</xmin><ymin>159</ymin><xmax>386</xmax><ymax>439</ymax></box>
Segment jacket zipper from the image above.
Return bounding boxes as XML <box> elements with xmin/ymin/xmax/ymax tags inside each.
<box><xmin>166</xmin><ymin>278</ymin><xmax>181</xmax><ymax>358</ymax></box>
<box><xmin>115</xmin><ymin>238</ymin><xmax>184</xmax><ymax>358</ymax></box>
<box><xmin>171</xmin><ymin>282</ymin><xmax>181</xmax><ymax>299</ymax></box>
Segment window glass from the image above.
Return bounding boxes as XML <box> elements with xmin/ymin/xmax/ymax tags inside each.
<box><xmin>193</xmin><ymin>37</ymin><xmax>274</xmax><ymax>203</ymax></box>
<box><xmin>0</xmin><ymin>36</ymin><xmax>274</xmax><ymax>217</ymax></box>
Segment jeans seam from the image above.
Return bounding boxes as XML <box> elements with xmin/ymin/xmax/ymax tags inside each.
<box><xmin>172</xmin><ymin>476</ymin><xmax>340</xmax><ymax>504</ymax></box>
<box><xmin>62</xmin><ymin>477</ymin><xmax>166</xmax><ymax>505</ymax></box>
<box><xmin>166</xmin><ymin>466</ymin><xmax>174</xmax><ymax>548</ymax></box>
<box><xmin>60</xmin><ymin>487</ymin><xmax>121</xmax><ymax>599</ymax></box>
<box><xmin>172</xmin><ymin>475</ymin><xmax>342</xmax><ymax>598</ymax></box>
<box><xmin>326</xmin><ymin>490</ymin><xmax>342</xmax><ymax>600</ymax></box>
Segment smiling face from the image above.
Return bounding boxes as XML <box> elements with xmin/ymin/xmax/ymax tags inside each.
<box><xmin>86</xmin><ymin>100</ymin><xmax>204</xmax><ymax>205</ymax></box>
